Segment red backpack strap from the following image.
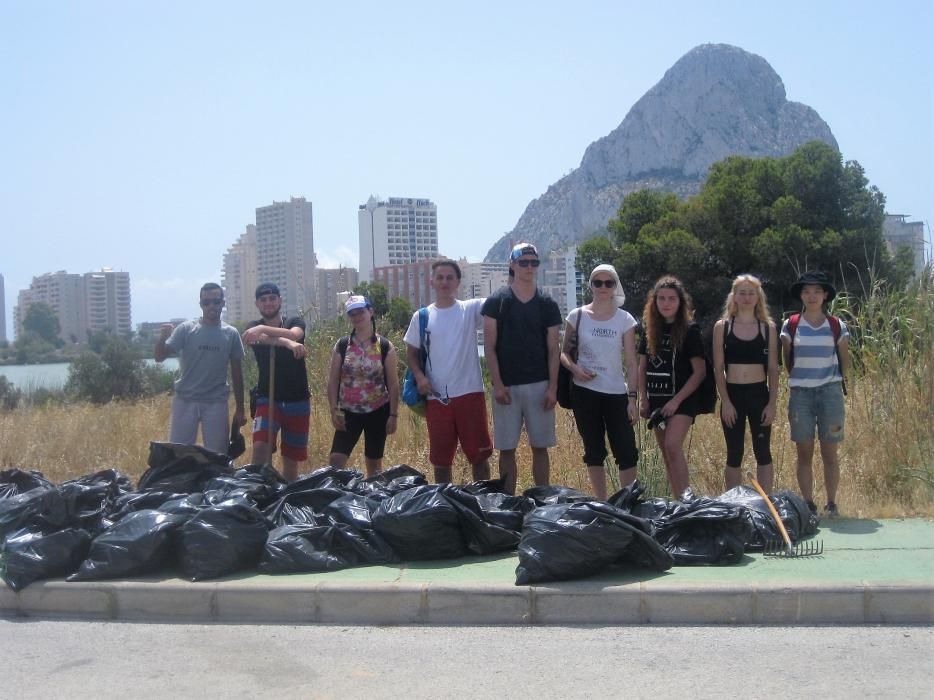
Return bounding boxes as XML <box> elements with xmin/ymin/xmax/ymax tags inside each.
<box><xmin>827</xmin><ymin>315</ymin><xmax>847</xmax><ymax>395</ymax></box>
<box><xmin>786</xmin><ymin>313</ymin><xmax>801</xmax><ymax>369</ymax></box>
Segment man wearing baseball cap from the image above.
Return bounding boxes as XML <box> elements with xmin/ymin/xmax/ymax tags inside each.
<box><xmin>481</xmin><ymin>243</ymin><xmax>562</xmax><ymax>494</ymax></box>
<box><xmin>241</xmin><ymin>282</ymin><xmax>310</xmax><ymax>480</ymax></box>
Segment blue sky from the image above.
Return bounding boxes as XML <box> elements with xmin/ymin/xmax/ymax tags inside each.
<box><xmin>2</xmin><ymin>0</ymin><xmax>931</xmax><ymax>331</ymax></box>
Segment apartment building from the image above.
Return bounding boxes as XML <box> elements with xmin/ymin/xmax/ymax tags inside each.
<box><xmin>358</xmin><ymin>196</ymin><xmax>438</xmax><ymax>281</ymax></box>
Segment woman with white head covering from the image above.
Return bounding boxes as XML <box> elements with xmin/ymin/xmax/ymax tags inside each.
<box><xmin>559</xmin><ymin>264</ymin><xmax>639</xmax><ymax>500</ymax></box>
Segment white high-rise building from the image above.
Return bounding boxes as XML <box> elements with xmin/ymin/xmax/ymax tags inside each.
<box><xmin>255</xmin><ymin>197</ymin><xmax>315</xmax><ymax>318</ymax></box>
<box><xmin>883</xmin><ymin>214</ymin><xmax>927</xmax><ymax>277</ymax></box>
<box><xmin>358</xmin><ymin>196</ymin><xmax>438</xmax><ymax>281</ymax></box>
<box><xmin>221</xmin><ymin>224</ymin><xmax>257</xmax><ymax>325</ymax></box>
<box><xmin>14</xmin><ymin>269</ymin><xmax>131</xmax><ymax>342</ymax></box>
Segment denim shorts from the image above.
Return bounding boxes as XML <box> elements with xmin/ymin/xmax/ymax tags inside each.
<box><xmin>788</xmin><ymin>382</ymin><xmax>845</xmax><ymax>443</ymax></box>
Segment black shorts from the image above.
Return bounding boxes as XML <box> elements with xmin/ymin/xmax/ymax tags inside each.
<box><xmin>330</xmin><ymin>403</ymin><xmax>390</xmax><ymax>460</ymax></box>
<box><xmin>648</xmin><ymin>391</ymin><xmax>699</xmax><ymax>420</ymax></box>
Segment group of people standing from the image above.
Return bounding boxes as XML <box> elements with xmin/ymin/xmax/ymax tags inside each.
<box><xmin>154</xmin><ymin>246</ymin><xmax>849</xmax><ymax>519</ymax></box>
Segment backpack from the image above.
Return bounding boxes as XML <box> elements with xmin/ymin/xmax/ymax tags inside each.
<box><xmin>401</xmin><ymin>307</ymin><xmax>430</xmax><ymax>415</ymax></box>
<box><xmin>670</xmin><ymin>323</ymin><xmax>717</xmax><ymax>415</ymax></box>
<box><xmin>696</xmin><ymin>333</ymin><xmax>717</xmax><ymax>415</ymax></box>
<box><xmin>785</xmin><ymin>313</ymin><xmax>847</xmax><ymax>395</ymax></box>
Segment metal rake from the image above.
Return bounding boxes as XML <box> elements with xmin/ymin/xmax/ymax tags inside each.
<box><xmin>747</xmin><ymin>471</ymin><xmax>825</xmax><ymax>559</ymax></box>
<box><xmin>763</xmin><ymin>537</ymin><xmax>824</xmax><ymax>558</ymax></box>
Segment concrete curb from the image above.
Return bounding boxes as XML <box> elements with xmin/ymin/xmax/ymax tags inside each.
<box><xmin>2</xmin><ymin>578</ymin><xmax>931</xmax><ymax>625</ymax></box>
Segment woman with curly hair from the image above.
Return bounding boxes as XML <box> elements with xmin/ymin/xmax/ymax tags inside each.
<box><xmin>712</xmin><ymin>274</ymin><xmax>779</xmax><ymax>494</ymax></box>
<box><xmin>637</xmin><ymin>275</ymin><xmax>705</xmax><ymax>497</ymax></box>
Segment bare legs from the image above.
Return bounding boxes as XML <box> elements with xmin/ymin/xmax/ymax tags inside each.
<box><xmin>497</xmin><ymin>448</ymin><xmax>550</xmax><ymax>495</ymax></box>
<box><xmin>252</xmin><ymin>442</ymin><xmax>300</xmax><ymax>481</ymax></box>
<box><xmin>652</xmin><ymin>414</ymin><xmax>693</xmax><ymax>497</ymax></box>
<box><xmin>725</xmin><ymin>463</ymin><xmax>773</xmax><ymax>494</ymax></box>
<box><xmin>796</xmin><ymin>440</ymin><xmax>839</xmax><ymax>505</ymax></box>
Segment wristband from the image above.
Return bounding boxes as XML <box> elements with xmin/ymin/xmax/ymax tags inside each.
<box><xmin>628</xmin><ymin>392</ymin><xmax>637</xmax><ymax>397</ymax></box>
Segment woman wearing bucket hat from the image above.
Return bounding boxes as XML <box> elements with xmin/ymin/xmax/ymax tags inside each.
<box><xmin>560</xmin><ymin>264</ymin><xmax>639</xmax><ymax>500</ymax></box>
<box><xmin>780</xmin><ymin>270</ymin><xmax>850</xmax><ymax>518</ymax></box>
<box><xmin>326</xmin><ymin>295</ymin><xmax>400</xmax><ymax>477</ymax></box>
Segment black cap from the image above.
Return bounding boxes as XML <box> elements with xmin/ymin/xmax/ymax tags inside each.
<box><xmin>790</xmin><ymin>271</ymin><xmax>836</xmax><ymax>302</ymax></box>
<box><xmin>255</xmin><ymin>282</ymin><xmax>280</xmax><ymax>299</ymax></box>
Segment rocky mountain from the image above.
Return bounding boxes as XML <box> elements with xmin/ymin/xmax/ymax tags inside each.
<box><xmin>484</xmin><ymin>43</ymin><xmax>838</xmax><ymax>262</ymax></box>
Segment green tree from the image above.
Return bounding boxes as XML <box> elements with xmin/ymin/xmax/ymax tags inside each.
<box><xmin>386</xmin><ymin>296</ymin><xmax>414</xmax><ymax>334</ymax></box>
<box><xmin>66</xmin><ymin>336</ymin><xmax>156</xmax><ymax>403</ymax></box>
<box><xmin>22</xmin><ymin>302</ymin><xmax>61</xmax><ymax>345</ymax></box>
<box><xmin>588</xmin><ymin>141</ymin><xmax>897</xmax><ymax>323</ymax></box>
<box><xmin>353</xmin><ymin>281</ymin><xmax>390</xmax><ymax>317</ymax></box>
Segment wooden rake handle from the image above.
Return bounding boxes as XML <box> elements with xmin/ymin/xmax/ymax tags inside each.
<box><xmin>746</xmin><ymin>471</ymin><xmax>794</xmax><ymax>555</ymax></box>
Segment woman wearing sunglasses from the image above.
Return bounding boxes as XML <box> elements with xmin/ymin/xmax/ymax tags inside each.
<box><xmin>559</xmin><ymin>264</ymin><xmax>639</xmax><ymax>500</ymax></box>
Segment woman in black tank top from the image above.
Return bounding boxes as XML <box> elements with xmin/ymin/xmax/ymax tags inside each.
<box><xmin>712</xmin><ymin>275</ymin><xmax>779</xmax><ymax>493</ymax></box>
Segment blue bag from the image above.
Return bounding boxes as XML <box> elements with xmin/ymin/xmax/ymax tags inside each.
<box><xmin>401</xmin><ymin>307</ymin><xmax>430</xmax><ymax>415</ymax></box>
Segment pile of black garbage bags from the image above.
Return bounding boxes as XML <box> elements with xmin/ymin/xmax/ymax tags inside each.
<box><xmin>0</xmin><ymin>442</ymin><xmax>819</xmax><ymax>591</ymax></box>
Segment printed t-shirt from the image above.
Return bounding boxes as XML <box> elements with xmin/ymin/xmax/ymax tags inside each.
<box><xmin>637</xmin><ymin>322</ymin><xmax>704</xmax><ymax>397</ymax></box>
<box><xmin>566</xmin><ymin>307</ymin><xmax>638</xmax><ymax>395</ymax></box>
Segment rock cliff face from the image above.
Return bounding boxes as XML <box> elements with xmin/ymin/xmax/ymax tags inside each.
<box><xmin>484</xmin><ymin>44</ymin><xmax>838</xmax><ymax>262</ymax></box>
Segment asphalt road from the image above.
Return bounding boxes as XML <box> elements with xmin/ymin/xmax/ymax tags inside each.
<box><xmin>1</xmin><ymin>621</ymin><xmax>931</xmax><ymax>698</ymax></box>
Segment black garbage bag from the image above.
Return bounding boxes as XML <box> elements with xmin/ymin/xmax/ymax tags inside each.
<box><xmin>138</xmin><ymin>442</ymin><xmax>234</xmax><ymax>493</ymax></box>
<box><xmin>264</xmin><ymin>488</ymin><xmax>345</xmax><ymax>527</ymax></box>
<box><xmin>372</xmin><ymin>485</ymin><xmax>467</xmax><ymax>561</ymax></box>
<box><xmin>325</xmin><ymin>493</ymin><xmax>397</xmax><ymax>563</ymax></box>
<box><xmin>0</xmin><ymin>469</ymin><xmax>54</xmax><ymax>499</ymax></box>
<box><xmin>202</xmin><ymin>473</ymin><xmax>283</xmax><ymax>509</ymax></box>
<box><xmin>259</xmin><ymin>523</ymin><xmax>374</xmax><ymax>574</ymax></box>
<box><xmin>441</xmin><ymin>486</ymin><xmax>530</xmax><ymax>555</ymax></box>
<box><xmin>57</xmin><ymin>469</ymin><xmax>134</xmax><ymax>535</ymax></box>
<box><xmin>157</xmin><ymin>493</ymin><xmax>206</xmax><ymax>517</ymax></box>
<box><xmin>110</xmin><ymin>490</ymin><xmax>192</xmax><ymax>522</ymax></box>
<box><xmin>473</xmin><ymin>492</ymin><xmax>536</xmax><ymax>532</ymax></box>
<box><xmin>711</xmin><ymin>487</ymin><xmax>820</xmax><ymax>550</ymax></box>
<box><xmin>68</xmin><ymin>510</ymin><xmax>191</xmax><ymax>581</ymax></box>
<box><xmin>1</xmin><ymin>527</ymin><xmax>91</xmax><ymax>591</ymax></box>
<box><xmin>354</xmin><ymin>464</ymin><xmax>428</xmax><ymax>496</ymax></box>
<box><xmin>234</xmin><ymin>463</ymin><xmax>289</xmax><ymax>490</ymax></box>
<box><xmin>515</xmin><ymin>501</ymin><xmax>673</xmax><ymax>585</ymax></box>
<box><xmin>651</xmin><ymin>496</ymin><xmax>748</xmax><ymax>565</ymax></box>
<box><xmin>461</xmin><ymin>476</ymin><xmax>510</xmax><ymax>495</ymax></box>
<box><xmin>0</xmin><ymin>488</ymin><xmax>68</xmax><ymax>541</ymax></box>
<box><xmin>281</xmin><ymin>466</ymin><xmax>362</xmax><ymax>496</ymax></box>
<box><xmin>176</xmin><ymin>498</ymin><xmax>271</xmax><ymax>581</ymax></box>
<box><xmin>523</xmin><ymin>485</ymin><xmax>593</xmax><ymax>507</ymax></box>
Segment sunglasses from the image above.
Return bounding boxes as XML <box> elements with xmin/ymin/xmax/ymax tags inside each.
<box><xmin>591</xmin><ymin>279</ymin><xmax>616</xmax><ymax>289</ymax></box>
<box><xmin>200</xmin><ymin>299</ymin><xmax>224</xmax><ymax>306</ymax></box>
<box><xmin>515</xmin><ymin>259</ymin><xmax>541</xmax><ymax>268</ymax></box>
<box><xmin>429</xmin><ymin>387</ymin><xmax>451</xmax><ymax>406</ymax></box>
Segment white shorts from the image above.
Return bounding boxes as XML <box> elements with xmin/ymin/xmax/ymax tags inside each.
<box><xmin>491</xmin><ymin>380</ymin><xmax>556</xmax><ymax>450</ymax></box>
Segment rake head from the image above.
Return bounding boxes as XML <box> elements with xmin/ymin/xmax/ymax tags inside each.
<box><xmin>763</xmin><ymin>538</ymin><xmax>824</xmax><ymax>558</ymax></box>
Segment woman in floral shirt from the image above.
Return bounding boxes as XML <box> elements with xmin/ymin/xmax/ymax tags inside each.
<box><xmin>327</xmin><ymin>295</ymin><xmax>400</xmax><ymax>477</ymax></box>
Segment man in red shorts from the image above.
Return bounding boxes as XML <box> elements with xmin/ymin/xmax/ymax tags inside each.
<box><xmin>404</xmin><ymin>260</ymin><xmax>493</xmax><ymax>484</ymax></box>
<box><xmin>241</xmin><ymin>283</ymin><xmax>310</xmax><ymax>480</ymax></box>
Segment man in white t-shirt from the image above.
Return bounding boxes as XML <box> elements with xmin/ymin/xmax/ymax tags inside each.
<box><xmin>404</xmin><ymin>260</ymin><xmax>493</xmax><ymax>484</ymax></box>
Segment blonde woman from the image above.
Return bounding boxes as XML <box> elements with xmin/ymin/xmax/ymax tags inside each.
<box><xmin>560</xmin><ymin>264</ymin><xmax>639</xmax><ymax>500</ymax></box>
<box><xmin>712</xmin><ymin>274</ymin><xmax>779</xmax><ymax>493</ymax></box>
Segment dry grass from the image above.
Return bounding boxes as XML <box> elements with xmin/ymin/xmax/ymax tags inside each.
<box><xmin>0</xmin><ymin>378</ymin><xmax>930</xmax><ymax>518</ymax></box>
<box><xmin>2</xmin><ymin>274</ymin><xmax>931</xmax><ymax>518</ymax></box>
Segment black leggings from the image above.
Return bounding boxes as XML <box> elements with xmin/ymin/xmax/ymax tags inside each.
<box><xmin>722</xmin><ymin>382</ymin><xmax>772</xmax><ymax>467</ymax></box>
<box><xmin>571</xmin><ymin>385</ymin><xmax>638</xmax><ymax>469</ymax></box>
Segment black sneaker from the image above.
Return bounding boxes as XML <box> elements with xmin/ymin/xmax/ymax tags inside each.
<box><xmin>824</xmin><ymin>502</ymin><xmax>839</xmax><ymax>519</ymax></box>
<box><xmin>806</xmin><ymin>500</ymin><xmax>818</xmax><ymax>515</ymax></box>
